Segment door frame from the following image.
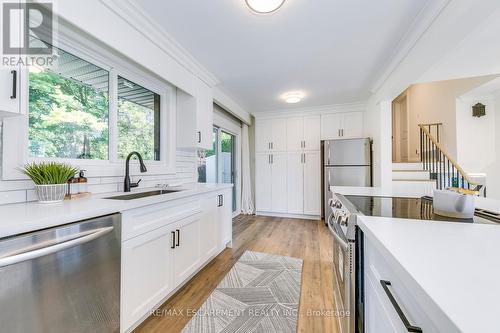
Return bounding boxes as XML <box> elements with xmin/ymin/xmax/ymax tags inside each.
<box><xmin>392</xmin><ymin>90</ymin><xmax>410</xmax><ymax>162</ymax></box>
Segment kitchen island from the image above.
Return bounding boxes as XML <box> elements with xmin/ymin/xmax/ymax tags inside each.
<box><xmin>329</xmin><ymin>185</ymin><xmax>500</xmax><ymax>333</ymax></box>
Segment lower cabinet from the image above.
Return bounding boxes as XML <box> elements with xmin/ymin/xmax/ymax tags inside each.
<box><xmin>172</xmin><ymin>213</ymin><xmax>201</xmax><ymax>285</ymax></box>
<box><xmin>121</xmin><ymin>189</ymin><xmax>233</xmax><ymax>332</ymax></box>
<box><xmin>121</xmin><ymin>224</ymin><xmax>176</xmax><ymax>330</ymax></box>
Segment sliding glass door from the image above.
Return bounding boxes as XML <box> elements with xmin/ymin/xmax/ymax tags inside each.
<box><xmin>199</xmin><ymin>126</ymin><xmax>237</xmax><ymax>212</ymax></box>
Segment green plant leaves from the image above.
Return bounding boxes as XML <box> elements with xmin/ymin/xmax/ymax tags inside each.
<box><xmin>19</xmin><ymin>162</ymin><xmax>79</xmax><ymax>185</ymax></box>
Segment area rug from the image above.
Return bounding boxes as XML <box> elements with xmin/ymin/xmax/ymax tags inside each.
<box><xmin>181</xmin><ymin>251</ymin><xmax>303</xmax><ymax>333</ymax></box>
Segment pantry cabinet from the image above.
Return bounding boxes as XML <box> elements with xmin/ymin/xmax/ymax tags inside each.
<box><xmin>286</xmin><ymin>151</ymin><xmax>321</xmax><ymax>216</ymax></box>
<box><xmin>255</xmin><ymin>152</ymin><xmax>287</xmax><ymax>213</ymax></box>
<box><xmin>321</xmin><ymin>112</ymin><xmax>364</xmax><ymax>140</ymax></box>
<box><xmin>255</xmin><ymin>118</ymin><xmax>287</xmax><ymax>152</ymax></box>
<box><xmin>286</xmin><ymin>116</ymin><xmax>321</xmax><ymax>151</ymax></box>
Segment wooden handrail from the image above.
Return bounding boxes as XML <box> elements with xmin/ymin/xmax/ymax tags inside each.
<box><xmin>418</xmin><ymin>124</ymin><xmax>479</xmax><ymax>185</ymax></box>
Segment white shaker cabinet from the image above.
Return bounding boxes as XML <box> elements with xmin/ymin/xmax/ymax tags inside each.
<box><xmin>255</xmin><ymin>118</ymin><xmax>287</xmax><ymax>152</ymax></box>
<box><xmin>172</xmin><ymin>213</ymin><xmax>202</xmax><ymax>285</ymax></box>
<box><xmin>0</xmin><ymin>68</ymin><xmax>21</xmax><ymax>118</ymax></box>
<box><xmin>218</xmin><ymin>189</ymin><xmax>233</xmax><ymax>248</ymax></box>
<box><xmin>303</xmin><ymin>151</ymin><xmax>321</xmax><ymax>215</ymax></box>
<box><xmin>195</xmin><ymin>80</ymin><xmax>214</xmax><ymax>150</ymax></box>
<box><xmin>121</xmin><ymin>224</ymin><xmax>175</xmax><ymax>331</ymax></box>
<box><xmin>321</xmin><ymin>112</ymin><xmax>364</xmax><ymax>140</ymax></box>
<box><xmin>286</xmin><ymin>151</ymin><xmax>320</xmax><ymax>215</ymax></box>
<box><xmin>286</xmin><ymin>116</ymin><xmax>320</xmax><ymax>151</ymax></box>
<box><xmin>255</xmin><ymin>152</ymin><xmax>287</xmax><ymax>213</ymax></box>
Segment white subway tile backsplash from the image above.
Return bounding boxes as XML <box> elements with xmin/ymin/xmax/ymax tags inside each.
<box><xmin>1</xmin><ymin>150</ymin><xmax>197</xmax><ymax>204</ymax></box>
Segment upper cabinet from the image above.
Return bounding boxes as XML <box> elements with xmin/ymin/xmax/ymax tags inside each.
<box><xmin>195</xmin><ymin>80</ymin><xmax>214</xmax><ymax>150</ymax></box>
<box><xmin>321</xmin><ymin>112</ymin><xmax>364</xmax><ymax>140</ymax></box>
<box><xmin>0</xmin><ymin>67</ymin><xmax>21</xmax><ymax>118</ymax></box>
<box><xmin>286</xmin><ymin>116</ymin><xmax>320</xmax><ymax>151</ymax></box>
<box><xmin>176</xmin><ymin>79</ymin><xmax>214</xmax><ymax>150</ymax></box>
<box><xmin>255</xmin><ymin>118</ymin><xmax>287</xmax><ymax>152</ymax></box>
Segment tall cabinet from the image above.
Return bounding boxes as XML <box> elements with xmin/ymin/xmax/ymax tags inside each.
<box><xmin>255</xmin><ymin>116</ymin><xmax>321</xmax><ymax>218</ymax></box>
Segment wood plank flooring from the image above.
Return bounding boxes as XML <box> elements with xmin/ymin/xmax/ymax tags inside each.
<box><xmin>135</xmin><ymin>215</ymin><xmax>338</xmax><ymax>333</ymax></box>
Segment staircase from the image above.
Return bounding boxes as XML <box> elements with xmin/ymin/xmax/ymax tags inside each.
<box><xmin>391</xmin><ymin>123</ymin><xmax>485</xmax><ymax>197</ymax></box>
<box><xmin>392</xmin><ymin>162</ymin><xmax>436</xmax><ymax>196</ymax></box>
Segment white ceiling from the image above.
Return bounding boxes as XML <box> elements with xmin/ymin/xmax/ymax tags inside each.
<box><xmin>135</xmin><ymin>0</ymin><xmax>432</xmax><ymax>113</ymax></box>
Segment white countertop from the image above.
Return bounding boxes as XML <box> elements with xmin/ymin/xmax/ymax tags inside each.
<box><xmin>0</xmin><ymin>183</ymin><xmax>233</xmax><ymax>239</ymax></box>
<box><xmin>358</xmin><ymin>216</ymin><xmax>500</xmax><ymax>333</ymax></box>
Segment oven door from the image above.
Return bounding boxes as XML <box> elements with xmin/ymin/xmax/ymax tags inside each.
<box><xmin>328</xmin><ymin>213</ymin><xmax>352</xmax><ymax>333</ymax></box>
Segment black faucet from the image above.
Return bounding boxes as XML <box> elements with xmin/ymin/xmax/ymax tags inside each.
<box><xmin>124</xmin><ymin>152</ymin><xmax>147</xmax><ymax>192</ymax></box>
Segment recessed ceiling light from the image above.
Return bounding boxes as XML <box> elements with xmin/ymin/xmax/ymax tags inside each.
<box><xmin>283</xmin><ymin>92</ymin><xmax>304</xmax><ymax>104</ymax></box>
<box><xmin>245</xmin><ymin>0</ymin><xmax>285</xmax><ymax>14</ymax></box>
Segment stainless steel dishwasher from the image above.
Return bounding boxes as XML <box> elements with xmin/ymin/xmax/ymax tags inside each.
<box><xmin>0</xmin><ymin>213</ymin><xmax>121</xmax><ymax>333</ymax></box>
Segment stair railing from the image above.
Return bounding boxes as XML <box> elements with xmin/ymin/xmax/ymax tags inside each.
<box><xmin>419</xmin><ymin>123</ymin><xmax>485</xmax><ymax>196</ymax></box>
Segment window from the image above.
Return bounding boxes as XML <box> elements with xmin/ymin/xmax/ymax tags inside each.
<box><xmin>117</xmin><ymin>76</ymin><xmax>160</xmax><ymax>161</ymax></box>
<box><xmin>28</xmin><ymin>44</ymin><xmax>109</xmax><ymax>160</ymax></box>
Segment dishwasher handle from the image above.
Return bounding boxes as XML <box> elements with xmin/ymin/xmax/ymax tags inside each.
<box><xmin>0</xmin><ymin>226</ymin><xmax>114</xmax><ymax>268</ymax></box>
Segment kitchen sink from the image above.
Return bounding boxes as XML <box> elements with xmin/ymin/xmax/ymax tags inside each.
<box><xmin>104</xmin><ymin>189</ymin><xmax>182</xmax><ymax>200</ymax></box>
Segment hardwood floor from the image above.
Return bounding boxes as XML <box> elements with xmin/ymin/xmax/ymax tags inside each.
<box><xmin>135</xmin><ymin>215</ymin><xmax>338</xmax><ymax>333</ymax></box>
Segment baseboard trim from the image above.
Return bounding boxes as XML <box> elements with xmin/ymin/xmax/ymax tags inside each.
<box><xmin>256</xmin><ymin>211</ymin><xmax>320</xmax><ymax>221</ymax></box>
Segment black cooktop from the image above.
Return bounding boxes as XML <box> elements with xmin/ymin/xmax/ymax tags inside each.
<box><xmin>343</xmin><ymin>195</ymin><xmax>500</xmax><ymax>225</ymax></box>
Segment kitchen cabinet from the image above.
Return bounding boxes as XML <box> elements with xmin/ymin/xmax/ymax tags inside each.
<box><xmin>0</xmin><ymin>68</ymin><xmax>20</xmax><ymax>118</ymax></box>
<box><xmin>121</xmin><ymin>224</ymin><xmax>175</xmax><ymax>330</ymax></box>
<box><xmin>303</xmin><ymin>151</ymin><xmax>321</xmax><ymax>215</ymax></box>
<box><xmin>255</xmin><ymin>118</ymin><xmax>287</xmax><ymax>152</ymax></box>
<box><xmin>218</xmin><ymin>189</ymin><xmax>233</xmax><ymax>248</ymax></box>
<box><xmin>172</xmin><ymin>213</ymin><xmax>201</xmax><ymax>285</ymax></box>
<box><xmin>364</xmin><ymin>236</ymin><xmax>444</xmax><ymax>333</ymax></box>
<box><xmin>321</xmin><ymin>112</ymin><xmax>364</xmax><ymax>140</ymax></box>
<box><xmin>176</xmin><ymin>79</ymin><xmax>214</xmax><ymax>150</ymax></box>
<box><xmin>121</xmin><ymin>189</ymin><xmax>233</xmax><ymax>332</ymax></box>
<box><xmin>286</xmin><ymin>151</ymin><xmax>320</xmax><ymax>215</ymax></box>
<box><xmin>196</xmin><ymin>80</ymin><xmax>214</xmax><ymax>150</ymax></box>
<box><xmin>255</xmin><ymin>152</ymin><xmax>287</xmax><ymax>213</ymax></box>
<box><xmin>286</xmin><ymin>116</ymin><xmax>320</xmax><ymax>151</ymax></box>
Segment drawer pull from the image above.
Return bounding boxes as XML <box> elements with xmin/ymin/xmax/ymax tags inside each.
<box><xmin>176</xmin><ymin>229</ymin><xmax>180</xmax><ymax>247</ymax></box>
<box><xmin>380</xmin><ymin>280</ymin><xmax>423</xmax><ymax>333</ymax></box>
<box><xmin>171</xmin><ymin>231</ymin><xmax>176</xmax><ymax>249</ymax></box>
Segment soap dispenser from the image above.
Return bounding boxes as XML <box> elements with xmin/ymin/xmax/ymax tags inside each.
<box><xmin>78</xmin><ymin>170</ymin><xmax>88</xmax><ymax>193</ymax></box>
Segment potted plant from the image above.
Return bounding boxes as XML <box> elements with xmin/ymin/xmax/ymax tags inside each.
<box><xmin>20</xmin><ymin>162</ymin><xmax>79</xmax><ymax>203</ymax></box>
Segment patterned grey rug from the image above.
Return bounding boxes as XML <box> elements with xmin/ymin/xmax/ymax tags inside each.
<box><xmin>182</xmin><ymin>251</ymin><xmax>303</xmax><ymax>333</ymax></box>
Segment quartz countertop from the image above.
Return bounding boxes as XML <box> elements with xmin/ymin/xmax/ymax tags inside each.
<box><xmin>358</xmin><ymin>216</ymin><xmax>500</xmax><ymax>333</ymax></box>
<box><xmin>0</xmin><ymin>183</ymin><xmax>233</xmax><ymax>238</ymax></box>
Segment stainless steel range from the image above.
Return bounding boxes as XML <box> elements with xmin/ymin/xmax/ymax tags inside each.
<box><xmin>328</xmin><ymin>193</ymin><xmax>500</xmax><ymax>333</ymax></box>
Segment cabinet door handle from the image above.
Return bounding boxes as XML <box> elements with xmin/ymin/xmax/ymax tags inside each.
<box><xmin>268</xmin><ymin>154</ymin><xmax>271</xmax><ymax>164</ymax></box>
<box><xmin>303</xmin><ymin>153</ymin><xmax>306</xmax><ymax>164</ymax></box>
<box><xmin>338</xmin><ymin>129</ymin><xmax>340</xmax><ymax>137</ymax></box>
<box><xmin>176</xmin><ymin>229</ymin><xmax>180</xmax><ymax>247</ymax></box>
<box><xmin>197</xmin><ymin>131</ymin><xmax>202</xmax><ymax>143</ymax></box>
<box><xmin>342</xmin><ymin>129</ymin><xmax>344</xmax><ymax>137</ymax></box>
<box><xmin>271</xmin><ymin>154</ymin><xmax>273</xmax><ymax>164</ymax></box>
<box><xmin>271</xmin><ymin>142</ymin><xmax>273</xmax><ymax>149</ymax></box>
<box><xmin>10</xmin><ymin>70</ymin><xmax>17</xmax><ymax>99</ymax></box>
<box><xmin>171</xmin><ymin>231</ymin><xmax>176</xmax><ymax>249</ymax></box>
<box><xmin>221</xmin><ymin>195</ymin><xmax>224</xmax><ymax>207</ymax></box>
<box><xmin>380</xmin><ymin>280</ymin><xmax>423</xmax><ymax>333</ymax></box>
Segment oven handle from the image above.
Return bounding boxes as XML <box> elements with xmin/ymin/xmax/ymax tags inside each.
<box><xmin>327</xmin><ymin>213</ymin><xmax>349</xmax><ymax>252</ymax></box>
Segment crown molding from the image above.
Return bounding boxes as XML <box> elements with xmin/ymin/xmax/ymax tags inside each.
<box><xmin>100</xmin><ymin>0</ymin><xmax>220</xmax><ymax>87</ymax></box>
<box><xmin>370</xmin><ymin>0</ymin><xmax>451</xmax><ymax>94</ymax></box>
<box><xmin>253</xmin><ymin>101</ymin><xmax>367</xmax><ymax>118</ymax></box>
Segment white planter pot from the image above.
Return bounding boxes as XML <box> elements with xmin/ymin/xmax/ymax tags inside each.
<box><xmin>34</xmin><ymin>184</ymin><xmax>67</xmax><ymax>203</ymax></box>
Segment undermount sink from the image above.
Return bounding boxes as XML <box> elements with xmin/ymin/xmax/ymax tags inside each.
<box><xmin>104</xmin><ymin>189</ymin><xmax>183</xmax><ymax>200</ymax></box>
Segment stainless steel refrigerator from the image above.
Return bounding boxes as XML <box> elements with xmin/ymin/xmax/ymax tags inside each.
<box><xmin>322</xmin><ymin>138</ymin><xmax>372</xmax><ymax>219</ymax></box>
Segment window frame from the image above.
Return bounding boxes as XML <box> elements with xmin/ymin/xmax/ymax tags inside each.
<box><xmin>2</xmin><ymin>21</ymin><xmax>176</xmax><ymax>180</ymax></box>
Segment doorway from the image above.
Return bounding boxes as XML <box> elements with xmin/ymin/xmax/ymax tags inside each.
<box><xmin>392</xmin><ymin>92</ymin><xmax>409</xmax><ymax>162</ymax></box>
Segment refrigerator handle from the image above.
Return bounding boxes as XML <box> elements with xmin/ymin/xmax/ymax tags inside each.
<box><xmin>327</xmin><ymin>141</ymin><xmax>331</xmax><ymax>165</ymax></box>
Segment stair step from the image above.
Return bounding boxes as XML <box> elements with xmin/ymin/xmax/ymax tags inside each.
<box><xmin>391</xmin><ymin>180</ymin><xmax>436</xmax><ymax>197</ymax></box>
<box><xmin>392</xmin><ymin>170</ymin><xmax>430</xmax><ymax>181</ymax></box>
<box><xmin>392</xmin><ymin>162</ymin><xmax>423</xmax><ymax>171</ymax></box>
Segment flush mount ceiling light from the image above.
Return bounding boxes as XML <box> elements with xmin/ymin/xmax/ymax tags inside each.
<box><xmin>283</xmin><ymin>92</ymin><xmax>305</xmax><ymax>104</ymax></box>
<box><xmin>245</xmin><ymin>0</ymin><xmax>286</xmax><ymax>14</ymax></box>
